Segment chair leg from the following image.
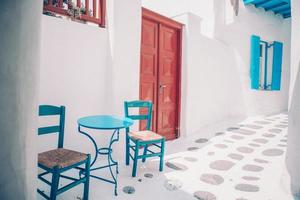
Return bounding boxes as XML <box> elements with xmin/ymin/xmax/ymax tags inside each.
<box><xmin>126</xmin><ymin>135</ymin><xmax>130</xmax><ymax>166</ymax></box>
<box><xmin>50</xmin><ymin>166</ymin><xmax>60</xmax><ymax>200</ymax></box>
<box><xmin>83</xmin><ymin>155</ymin><xmax>91</xmax><ymax>200</ymax></box>
<box><xmin>159</xmin><ymin>139</ymin><xmax>165</xmax><ymax>172</ymax></box>
<box><xmin>142</xmin><ymin>144</ymin><xmax>148</xmax><ymax>163</ymax></box>
<box><xmin>132</xmin><ymin>141</ymin><xmax>140</xmax><ymax>177</ymax></box>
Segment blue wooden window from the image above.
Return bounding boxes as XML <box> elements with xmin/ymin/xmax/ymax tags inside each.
<box><xmin>250</xmin><ymin>35</ymin><xmax>283</xmax><ymax>91</ymax></box>
<box><xmin>250</xmin><ymin>35</ymin><xmax>261</xmax><ymax>90</ymax></box>
<box><xmin>271</xmin><ymin>42</ymin><xmax>283</xmax><ymax>90</ymax></box>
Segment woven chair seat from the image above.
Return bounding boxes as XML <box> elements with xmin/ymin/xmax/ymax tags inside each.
<box><xmin>129</xmin><ymin>130</ymin><xmax>164</xmax><ymax>142</ymax></box>
<box><xmin>38</xmin><ymin>148</ymin><xmax>88</xmax><ymax>169</ymax></box>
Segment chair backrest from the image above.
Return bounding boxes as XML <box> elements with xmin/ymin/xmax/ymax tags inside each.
<box><xmin>38</xmin><ymin>105</ymin><xmax>65</xmax><ymax>148</ymax></box>
<box><xmin>124</xmin><ymin>100</ymin><xmax>152</xmax><ymax>131</ymax></box>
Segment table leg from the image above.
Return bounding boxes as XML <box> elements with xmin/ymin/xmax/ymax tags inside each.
<box><xmin>107</xmin><ymin>129</ymin><xmax>119</xmax><ymax>195</ymax></box>
<box><xmin>78</xmin><ymin>126</ymin><xmax>120</xmax><ymax>196</ymax></box>
<box><xmin>78</xmin><ymin>126</ymin><xmax>99</xmax><ymax>167</ymax></box>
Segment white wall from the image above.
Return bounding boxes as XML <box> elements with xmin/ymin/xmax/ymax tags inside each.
<box><xmin>289</xmin><ymin>0</ymin><xmax>300</xmax><ymax>99</ymax></box>
<box><xmin>176</xmin><ymin>13</ymin><xmax>246</xmax><ymax>136</ymax></box>
<box><xmin>216</xmin><ymin>1</ymin><xmax>291</xmax><ymax>117</ymax></box>
<box><xmin>143</xmin><ymin>0</ymin><xmax>291</xmax><ymax>136</ymax></box>
<box><xmin>142</xmin><ymin>0</ymin><xmax>216</xmax><ymax>38</ymax></box>
<box><xmin>108</xmin><ymin>0</ymin><xmax>141</xmax><ymax>158</ymax></box>
<box><xmin>286</xmin><ymin>0</ymin><xmax>300</xmax><ymax>196</ymax></box>
<box><xmin>39</xmin><ymin>16</ymin><xmax>110</xmax><ymax>153</ymax></box>
<box><xmin>39</xmin><ymin>0</ymin><xmax>141</xmax><ymax>159</ymax></box>
<box><xmin>109</xmin><ymin>0</ymin><xmax>141</xmax><ymax>116</ymax></box>
<box><xmin>0</xmin><ymin>0</ymin><xmax>42</xmax><ymax>199</ymax></box>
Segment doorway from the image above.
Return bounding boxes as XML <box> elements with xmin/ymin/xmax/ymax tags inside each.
<box><xmin>139</xmin><ymin>8</ymin><xmax>183</xmax><ymax>140</ymax></box>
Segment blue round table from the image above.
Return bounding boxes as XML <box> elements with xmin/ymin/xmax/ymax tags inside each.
<box><xmin>77</xmin><ymin>115</ymin><xmax>133</xmax><ymax>196</ymax></box>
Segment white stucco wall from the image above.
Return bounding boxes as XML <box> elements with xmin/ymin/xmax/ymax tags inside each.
<box><xmin>39</xmin><ymin>0</ymin><xmax>141</xmax><ymax>159</ymax></box>
<box><xmin>108</xmin><ymin>0</ymin><xmax>141</xmax><ymax>158</ymax></box>
<box><xmin>0</xmin><ymin>0</ymin><xmax>42</xmax><ymax>199</ymax></box>
<box><xmin>175</xmin><ymin>13</ymin><xmax>246</xmax><ymax>136</ymax></box>
<box><xmin>143</xmin><ymin>0</ymin><xmax>291</xmax><ymax>135</ymax></box>
<box><xmin>215</xmin><ymin>2</ymin><xmax>291</xmax><ymax>117</ymax></box>
<box><xmin>286</xmin><ymin>0</ymin><xmax>300</xmax><ymax>196</ymax></box>
<box><xmin>39</xmin><ymin>0</ymin><xmax>291</xmax><ymax>166</ymax></box>
<box><xmin>109</xmin><ymin>0</ymin><xmax>141</xmax><ymax>116</ymax></box>
<box><xmin>289</xmin><ymin>0</ymin><xmax>300</xmax><ymax>98</ymax></box>
<box><xmin>39</xmin><ymin>15</ymin><xmax>110</xmax><ymax>153</ymax></box>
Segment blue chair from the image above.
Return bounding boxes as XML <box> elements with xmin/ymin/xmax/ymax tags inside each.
<box><xmin>124</xmin><ymin>100</ymin><xmax>165</xmax><ymax>177</ymax></box>
<box><xmin>37</xmin><ymin>105</ymin><xmax>91</xmax><ymax>200</ymax></box>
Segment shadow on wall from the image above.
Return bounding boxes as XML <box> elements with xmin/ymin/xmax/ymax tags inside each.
<box><xmin>287</xmin><ymin>62</ymin><xmax>300</xmax><ymax>198</ymax></box>
<box><xmin>212</xmin><ymin>0</ymin><xmax>253</xmax><ymax>118</ymax></box>
<box><xmin>179</xmin><ymin>14</ymin><xmax>247</xmax><ymax>136</ymax></box>
<box><xmin>211</xmin><ymin>0</ymin><xmax>248</xmax><ymax>120</ymax></box>
<box><xmin>38</xmin><ymin>14</ymin><xmax>117</xmax><ymax>157</ymax></box>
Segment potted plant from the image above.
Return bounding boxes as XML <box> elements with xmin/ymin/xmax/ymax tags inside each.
<box><xmin>66</xmin><ymin>1</ymin><xmax>81</xmax><ymax>21</ymax></box>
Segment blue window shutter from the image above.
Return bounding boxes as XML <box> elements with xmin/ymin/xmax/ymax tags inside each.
<box><xmin>250</xmin><ymin>35</ymin><xmax>261</xmax><ymax>90</ymax></box>
<box><xmin>271</xmin><ymin>41</ymin><xmax>283</xmax><ymax>90</ymax></box>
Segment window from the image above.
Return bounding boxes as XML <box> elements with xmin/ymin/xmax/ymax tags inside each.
<box><xmin>43</xmin><ymin>0</ymin><xmax>106</xmax><ymax>27</ymax></box>
<box><xmin>250</xmin><ymin>35</ymin><xmax>283</xmax><ymax>91</ymax></box>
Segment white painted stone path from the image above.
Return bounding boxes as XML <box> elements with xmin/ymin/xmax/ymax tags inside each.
<box><xmin>38</xmin><ymin>113</ymin><xmax>296</xmax><ymax>200</ymax></box>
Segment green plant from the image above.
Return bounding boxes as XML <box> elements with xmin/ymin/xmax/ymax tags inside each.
<box><xmin>80</xmin><ymin>3</ymin><xmax>86</xmax><ymax>14</ymax></box>
<box><xmin>67</xmin><ymin>1</ymin><xmax>80</xmax><ymax>18</ymax></box>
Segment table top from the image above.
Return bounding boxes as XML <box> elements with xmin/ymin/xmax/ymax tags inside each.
<box><xmin>78</xmin><ymin>115</ymin><xmax>134</xmax><ymax>130</ymax></box>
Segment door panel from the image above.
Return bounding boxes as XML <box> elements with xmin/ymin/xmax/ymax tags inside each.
<box><xmin>140</xmin><ymin>18</ymin><xmax>158</xmax><ymax>131</ymax></box>
<box><xmin>157</xmin><ymin>24</ymin><xmax>178</xmax><ymax>140</ymax></box>
<box><xmin>140</xmin><ymin>9</ymin><xmax>182</xmax><ymax>140</ymax></box>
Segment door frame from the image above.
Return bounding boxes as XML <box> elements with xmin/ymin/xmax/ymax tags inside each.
<box><xmin>140</xmin><ymin>8</ymin><xmax>183</xmax><ymax>139</ymax></box>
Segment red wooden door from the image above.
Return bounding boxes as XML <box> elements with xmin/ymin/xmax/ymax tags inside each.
<box><xmin>140</xmin><ymin>8</ymin><xmax>182</xmax><ymax>140</ymax></box>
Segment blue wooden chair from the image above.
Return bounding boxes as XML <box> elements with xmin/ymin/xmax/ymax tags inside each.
<box><xmin>124</xmin><ymin>100</ymin><xmax>165</xmax><ymax>177</ymax></box>
<box><xmin>37</xmin><ymin>105</ymin><xmax>91</xmax><ymax>200</ymax></box>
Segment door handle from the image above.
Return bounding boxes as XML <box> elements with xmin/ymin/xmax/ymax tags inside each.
<box><xmin>159</xmin><ymin>84</ymin><xmax>166</xmax><ymax>93</ymax></box>
<box><xmin>159</xmin><ymin>84</ymin><xmax>167</xmax><ymax>89</ymax></box>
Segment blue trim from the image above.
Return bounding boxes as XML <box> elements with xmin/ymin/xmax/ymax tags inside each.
<box><xmin>256</xmin><ymin>0</ymin><xmax>272</xmax><ymax>7</ymax></box>
<box><xmin>38</xmin><ymin>105</ymin><xmax>65</xmax><ymax>148</ymax></box>
<box><xmin>250</xmin><ymin>35</ymin><xmax>261</xmax><ymax>90</ymax></box>
<box><xmin>38</xmin><ymin>126</ymin><xmax>61</xmax><ymax>135</ymax></box>
<box><xmin>274</xmin><ymin>7</ymin><xmax>290</xmax><ymax>14</ymax></box>
<box><xmin>265</xmin><ymin>2</ymin><xmax>287</xmax><ymax>11</ymax></box>
<box><xmin>39</xmin><ymin>105</ymin><xmax>62</xmax><ymax>116</ymax></box>
<box><xmin>243</xmin><ymin>0</ymin><xmax>291</xmax><ymax>18</ymax></box>
<box><xmin>271</xmin><ymin>41</ymin><xmax>283</xmax><ymax>90</ymax></box>
<box><xmin>263</xmin><ymin>41</ymin><xmax>268</xmax><ymax>90</ymax></box>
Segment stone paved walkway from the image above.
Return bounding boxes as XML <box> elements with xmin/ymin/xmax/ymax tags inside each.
<box><xmin>38</xmin><ymin>113</ymin><xmax>293</xmax><ymax>200</ymax></box>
